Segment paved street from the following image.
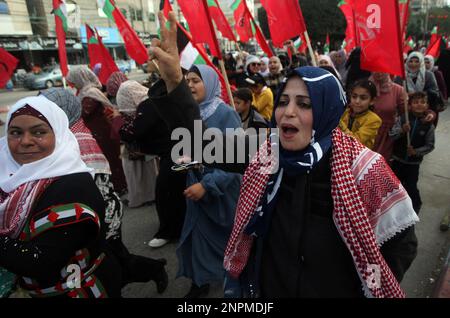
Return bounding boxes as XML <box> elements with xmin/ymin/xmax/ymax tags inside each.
<box><xmin>1</xmin><ymin>82</ymin><xmax>449</xmax><ymax>298</ymax></box>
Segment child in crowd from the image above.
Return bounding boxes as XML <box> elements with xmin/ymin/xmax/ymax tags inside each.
<box><xmin>390</xmin><ymin>92</ymin><xmax>435</xmax><ymax>214</ymax></box>
<box><xmin>232</xmin><ymin>88</ymin><xmax>268</xmax><ymax>132</ymax></box>
<box><xmin>339</xmin><ymin>79</ymin><xmax>382</xmax><ymax>149</ymax></box>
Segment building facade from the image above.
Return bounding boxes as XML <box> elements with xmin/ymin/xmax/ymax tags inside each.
<box><xmin>0</xmin><ymin>0</ymin><xmax>160</xmax><ymax>70</ymax></box>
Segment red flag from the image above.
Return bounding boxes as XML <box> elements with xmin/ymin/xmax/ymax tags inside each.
<box><xmin>98</xmin><ymin>0</ymin><xmax>148</xmax><ymax>65</ymax></box>
<box><xmin>354</xmin><ymin>0</ymin><xmax>404</xmax><ymax>77</ymax></box>
<box><xmin>240</xmin><ymin>1</ymin><xmax>274</xmax><ymax>57</ymax></box>
<box><xmin>177</xmin><ymin>0</ymin><xmax>221</xmax><ymax>58</ymax></box>
<box><xmin>252</xmin><ymin>20</ymin><xmax>274</xmax><ymax>57</ymax></box>
<box><xmin>338</xmin><ymin>0</ymin><xmax>357</xmax><ymax>54</ymax></box>
<box><xmin>231</xmin><ymin>0</ymin><xmax>253</xmax><ymax>43</ymax></box>
<box><xmin>426</xmin><ymin>36</ymin><xmax>442</xmax><ymax>59</ymax></box>
<box><xmin>52</xmin><ymin>0</ymin><xmax>68</xmax><ymax>77</ymax></box>
<box><xmin>398</xmin><ymin>0</ymin><xmax>410</xmax><ymax>40</ymax></box>
<box><xmin>161</xmin><ymin>1</ymin><xmax>230</xmax><ymax>104</ymax></box>
<box><xmin>260</xmin><ymin>0</ymin><xmax>307</xmax><ymax>48</ymax></box>
<box><xmin>86</xmin><ymin>24</ymin><xmax>119</xmax><ymax>85</ymax></box>
<box><xmin>426</xmin><ymin>26</ymin><xmax>439</xmax><ymax>53</ymax></box>
<box><xmin>207</xmin><ymin>0</ymin><xmax>237</xmax><ymax>42</ymax></box>
<box><xmin>0</xmin><ymin>48</ymin><xmax>19</xmax><ymax>88</ymax></box>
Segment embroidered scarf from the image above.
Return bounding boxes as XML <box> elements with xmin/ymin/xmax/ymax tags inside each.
<box><xmin>71</xmin><ymin>119</ymin><xmax>111</xmax><ymax>175</ymax></box>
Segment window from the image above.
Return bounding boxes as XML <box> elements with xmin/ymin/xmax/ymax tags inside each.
<box><xmin>0</xmin><ymin>1</ymin><xmax>9</xmax><ymax>15</ymax></box>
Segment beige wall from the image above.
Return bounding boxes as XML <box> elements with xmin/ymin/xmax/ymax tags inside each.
<box><xmin>0</xmin><ymin>0</ymin><xmax>32</xmax><ymax>35</ymax></box>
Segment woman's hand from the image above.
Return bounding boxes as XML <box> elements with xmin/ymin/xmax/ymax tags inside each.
<box><xmin>148</xmin><ymin>11</ymin><xmax>182</xmax><ymax>93</ymax></box>
<box><xmin>184</xmin><ymin>183</ymin><xmax>206</xmax><ymax>201</ymax></box>
<box><xmin>402</xmin><ymin>123</ymin><xmax>411</xmax><ymax>133</ymax></box>
<box><xmin>407</xmin><ymin>145</ymin><xmax>416</xmax><ymax>157</ymax></box>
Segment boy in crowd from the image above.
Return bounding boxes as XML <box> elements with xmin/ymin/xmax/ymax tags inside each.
<box><xmin>390</xmin><ymin>92</ymin><xmax>435</xmax><ymax>214</ymax></box>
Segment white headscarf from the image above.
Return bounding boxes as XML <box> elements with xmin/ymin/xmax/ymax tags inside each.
<box><xmin>406</xmin><ymin>51</ymin><xmax>426</xmax><ymax>92</ymax></box>
<box><xmin>0</xmin><ymin>96</ymin><xmax>91</xmax><ymax>193</ymax></box>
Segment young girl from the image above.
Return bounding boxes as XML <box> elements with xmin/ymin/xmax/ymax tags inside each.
<box><xmin>339</xmin><ymin>79</ymin><xmax>382</xmax><ymax>149</ymax></box>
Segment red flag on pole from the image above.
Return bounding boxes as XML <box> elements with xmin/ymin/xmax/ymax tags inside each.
<box><xmin>0</xmin><ymin>48</ymin><xmax>19</xmax><ymax>88</ymax></box>
<box><xmin>177</xmin><ymin>0</ymin><xmax>222</xmax><ymax>58</ymax></box>
<box><xmin>426</xmin><ymin>36</ymin><xmax>442</xmax><ymax>59</ymax></box>
<box><xmin>161</xmin><ymin>1</ymin><xmax>230</xmax><ymax>103</ymax></box>
<box><xmin>338</xmin><ymin>0</ymin><xmax>357</xmax><ymax>54</ymax></box>
<box><xmin>207</xmin><ymin>0</ymin><xmax>237</xmax><ymax>42</ymax></box>
<box><xmin>231</xmin><ymin>0</ymin><xmax>253</xmax><ymax>43</ymax></box>
<box><xmin>427</xmin><ymin>26</ymin><xmax>440</xmax><ymax>52</ymax></box>
<box><xmin>353</xmin><ymin>0</ymin><xmax>405</xmax><ymax>78</ymax></box>
<box><xmin>398</xmin><ymin>0</ymin><xmax>410</xmax><ymax>40</ymax></box>
<box><xmin>97</xmin><ymin>0</ymin><xmax>148</xmax><ymax>65</ymax></box>
<box><xmin>86</xmin><ymin>24</ymin><xmax>119</xmax><ymax>85</ymax></box>
<box><xmin>52</xmin><ymin>0</ymin><xmax>69</xmax><ymax>77</ymax></box>
<box><xmin>242</xmin><ymin>1</ymin><xmax>274</xmax><ymax>57</ymax></box>
<box><xmin>260</xmin><ymin>0</ymin><xmax>307</xmax><ymax>48</ymax></box>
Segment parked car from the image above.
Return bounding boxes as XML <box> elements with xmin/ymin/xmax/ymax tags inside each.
<box><xmin>23</xmin><ymin>66</ymin><xmax>63</xmax><ymax>90</ymax></box>
<box><xmin>116</xmin><ymin>60</ymin><xmax>131</xmax><ymax>75</ymax></box>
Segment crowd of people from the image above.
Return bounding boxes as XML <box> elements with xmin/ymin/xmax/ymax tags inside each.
<box><xmin>1</xmin><ymin>11</ymin><xmax>449</xmax><ymax>298</ymax></box>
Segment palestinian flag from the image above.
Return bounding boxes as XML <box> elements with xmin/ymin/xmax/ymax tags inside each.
<box><xmin>97</xmin><ymin>0</ymin><xmax>148</xmax><ymax>64</ymax></box>
<box><xmin>324</xmin><ymin>33</ymin><xmax>330</xmax><ymax>54</ymax></box>
<box><xmin>403</xmin><ymin>36</ymin><xmax>415</xmax><ymax>54</ymax></box>
<box><xmin>52</xmin><ymin>0</ymin><xmax>69</xmax><ymax>77</ymax></box>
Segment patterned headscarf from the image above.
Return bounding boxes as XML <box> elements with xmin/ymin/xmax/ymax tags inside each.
<box><xmin>106</xmin><ymin>72</ymin><xmax>128</xmax><ymax>97</ymax></box>
<box><xmin>405</xmin><ymin>51</ymin><xmax>426</xmax><ymax>92</ymax></box>
<box><xmin>116</xmin><ymin>80</ymin><xmax>149</xmax><ymax>113</ymax></box>
<box><xmin>40</xmin><ymin>88</ymin><xmax>81</xmax><ymax>127</ymax></box>
<box><xmin>66</xmin><ymin>66</ymin><xmax>102</xmax><ymax>92</ymax></box>
<box><xmin>189</xmin><ymin>65</ymin><xmax>223</xmax><ymax>120</ymax></box>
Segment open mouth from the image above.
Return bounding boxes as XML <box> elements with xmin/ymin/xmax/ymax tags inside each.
<box><xmin>281</xmin><ymin>123</ymin><xmax>299</xmax><ymax>136</ymax></box>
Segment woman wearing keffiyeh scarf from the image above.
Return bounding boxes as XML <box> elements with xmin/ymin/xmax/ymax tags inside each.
<box><xmin>129</xmin><ymin>14</ymin><xmax>419</xmax><ymax>297</ymax></box>
<box><xmin>41</xmin><ymin>88</ymin><xmax>169</xmax><ymax>294</ymax></box>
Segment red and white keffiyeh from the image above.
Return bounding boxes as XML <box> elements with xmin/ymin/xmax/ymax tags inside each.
<box><xmin>71</xmin><ymin>119</ymin><xmax>111</xmax><ymax>175</ymax></box>
<box><xmin>224</xmin><ymin>128</ymin><xmax>419</xmax><ymax>298</ymax></box>
<box><xmin>0</xmin><ymin>179</ymin><xmax>54</xmax><ymax>239</ymax></box>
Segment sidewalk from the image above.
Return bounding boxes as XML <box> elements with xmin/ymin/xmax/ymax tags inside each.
<box><xmin>433</xmin><ymin>248</ymin><xmax>450</xmax><ymax>297</ymax></box>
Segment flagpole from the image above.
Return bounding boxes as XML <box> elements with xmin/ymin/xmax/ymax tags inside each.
<box><xmin>402</xmin><ymin>80</ymin><xmax>411</xmax><ymax>147</ymax></box>
<box><xmin>304</xmin><ymin>31</ymin><xmax>317</xmax><ymax>66</ymax></box>
<box><xmin>201</xmin><ymin>0</ymin><xmax>235</xmax><ymax>109</ymax></box>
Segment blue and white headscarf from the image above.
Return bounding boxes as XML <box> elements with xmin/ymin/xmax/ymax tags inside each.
<box><xmin>245</xmin><ymin>67</ymin><xmax>346</xmax><ymax>236</ymax></box>
<box><xmin>272</xmin><ymin>66</ymin><xmax>346</xmax><ymax>176</ymax></box>
<box><xmin>190</xmin><ymin>65</ymin><xmax>223</xmax><ymax>121</ymax></box>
